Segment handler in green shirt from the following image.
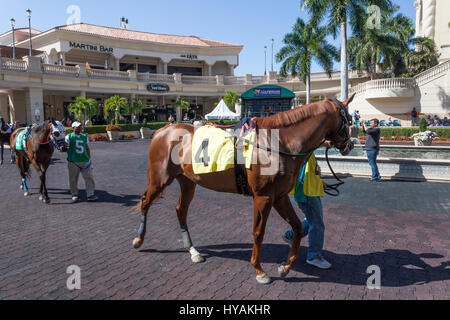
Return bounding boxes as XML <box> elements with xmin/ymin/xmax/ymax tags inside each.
<box><xmin>65</xmin><ymin>122</ymin><xmax>98</xmax><ymax>203</ymax></box>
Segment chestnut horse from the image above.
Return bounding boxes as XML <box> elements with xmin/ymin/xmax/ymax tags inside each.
<box><xmin>133</xmin><ymin>95</ymin><xmax>355</xmax><ymax>284</ymax></box>
<box><xmin>10</xmin><ymin>120</ymin><xmax>65</xmax><ymax>204</ymax></box>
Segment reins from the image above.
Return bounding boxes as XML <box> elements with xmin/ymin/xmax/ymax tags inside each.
<box><xmin>324</xmin><ymin>147</ymin><xmax>345</xmax><ymax>197</ymax></box>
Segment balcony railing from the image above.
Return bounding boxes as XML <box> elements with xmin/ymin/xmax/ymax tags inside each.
<box><xmin>224</xmin><ymin>76</ymin><xmax>245</xmax><ymax>85</ymax></box>
<box><xmin>87</xmin><ymin>69</ymin><xmax>130</xmax><ymax>80</ymax></box>
<box><xmin>182</xmin><ymin>75</ymin><xmax>217</xmax><ymax>85</ymax></box>
<box><xmin>42</xmin><ymin>64</ymin><xmax>79</xmax><ymax>76</ymax></box>
<box><xmin>414</xmin><ymin>59</ymin><xmax>450</xmax><ymax>86</ymax></box>
<box><xmin>137</xmin><ymin>73</ymin><xmax>175</xmax><ymax>83</ymax></box>
<box><xmin>350</xmin><ymin>78</ymin><xmax>415</xmax><ymax>96</ymax></box>
<box><xmin>0</xmin><ymin>58</ymin><xmax>28</xmax><ymax>71</ymax></box>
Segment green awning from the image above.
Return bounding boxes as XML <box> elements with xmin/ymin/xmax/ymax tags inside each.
<box><xmin>241</xmin><ymin>85</ymin><xmax>295</xmax><ymax>99</ymax></box>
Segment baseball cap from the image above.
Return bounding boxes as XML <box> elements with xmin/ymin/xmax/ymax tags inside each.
<box><xmin>72</xmin><ymin>121</ymin><xmax>82</xmax><ymax>128</ymax></box>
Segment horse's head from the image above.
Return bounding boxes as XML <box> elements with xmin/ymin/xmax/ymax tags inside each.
<box><xmin>326</xmin><ymin>94</ymin><xmax>355</xmax><ymax>156</ymax></box>
<box><xmin>50</xmin><ymin>120</ymin><xmax>68</xmax><ymax>152</ymax></box>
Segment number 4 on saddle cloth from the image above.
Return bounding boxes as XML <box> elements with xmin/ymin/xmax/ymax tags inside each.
<box><xmin>192</xmin><ymin>120</ymin><xmax>257</xmax><ymax>195</ymax></box>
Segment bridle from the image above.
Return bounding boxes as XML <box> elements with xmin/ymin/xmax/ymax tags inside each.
<box><xmin>322</xmin><ymin>99</ymin><xmax>354</xmax><ymax>196</ymax></box>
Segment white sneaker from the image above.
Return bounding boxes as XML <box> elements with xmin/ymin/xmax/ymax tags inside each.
<box><xmin>307</xmin><ymin>256</ymin><xmax>332</xmax><ymax>269</ymax></box>
<box><xmin>71</xmin><ymin>196</ymin><xmax>79</xmax><ymax>203</ymax></box>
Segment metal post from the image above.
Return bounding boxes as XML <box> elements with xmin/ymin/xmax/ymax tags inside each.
<box><xmin>10</xmin><ymin>18</ymin><xmax>16</xmax><ymax>59</ymax></box>
<box><xmin>264</xmin><ymin>46</ymin><xmax>267</xmax><ymax>75</ymax></box>
<box><xmin>271</xmin><ymin>39</ymin><xmax>274</xmax><ymax>72</ymax></box>
<box><xmin>27</xmin><ymin>9</ymin><xmax>32</xmax><ymax>56</ymax></box>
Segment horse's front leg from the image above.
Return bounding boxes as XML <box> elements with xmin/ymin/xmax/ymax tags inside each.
<box><xmin>273</xmin><ymin>195</ymin><xmax>302</xmax><ymax>279</ymax></box>
<box><xmin>251</xmin><ymin>195</ymin><xmax>273</xmax><ymax>284</ymax></box>
<box><xmin>39</xmin><ymin>171</ymin><xmax>50</xmax><ymax>204</ymax></box>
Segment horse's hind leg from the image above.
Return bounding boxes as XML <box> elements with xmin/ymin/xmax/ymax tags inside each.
<box><xmin>132</xmin><ymin>173</ymin><xmax>175</xmax><ymax>249</ymax></box>
<box><xmin>175</xmin><ymin>175</ymin><xmax>203</xmax><ymax>263</ymax></box>
<box><xmin>273</xmin><ymin>195</ymin><xmax>302</xmax><ymax>279</ymax></box>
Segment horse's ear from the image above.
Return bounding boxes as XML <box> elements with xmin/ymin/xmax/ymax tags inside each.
<box><xmin>343</xmin><ymin>93</ymin><xmax>356</xmax><ymax>108</ymax></box>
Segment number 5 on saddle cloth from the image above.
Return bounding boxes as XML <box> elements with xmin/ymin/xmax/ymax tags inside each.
<box><xmin>191</xmin><ymin>125</ymin><xmax>256</xmax><ymax>195</ymax></box>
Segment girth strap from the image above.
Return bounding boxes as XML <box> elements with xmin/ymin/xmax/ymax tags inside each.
<box><xmin>233</xmin><ymin>136</ymin><xmax>251</xmax><ymax>196</ymax></box>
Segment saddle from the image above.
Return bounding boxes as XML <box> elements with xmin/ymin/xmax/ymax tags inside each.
<box><xmin>192</xmin><ymin>120</ymin><xmax>257</xmax><ymax>196</ymax></box>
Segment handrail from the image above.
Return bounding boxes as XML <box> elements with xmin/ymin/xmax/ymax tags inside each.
<box><xmin>87</xmin><ymin>69</ymin><xmax>130</xmax><ymax>80</ymax></box>
<box><xmin>0</xmin><ymin>58</ymin><xmax>28</xmax><ymax>71</ymax></box>
<box><xmin>137</xmin><ymin>73</ymin><xmax>175</xmax><ymax>83</ymax></box>
<box><xmin>42</xmin><ymin>64</ymin><xmax>79</xmax><ymax>76</ymax></box>
<box><xmin>182</xmin><ymin>75</ymin><xmax>216</xmax><ymax>85</ymax></box>
<box><xmin>414</xmin><ymin>59</ymin><xmax>450</xmax><ymax>85</ymax></box>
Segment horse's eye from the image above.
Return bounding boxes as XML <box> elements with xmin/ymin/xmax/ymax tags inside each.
<box><xmin>54</xmin><ymin>132</ymin><xmax>60</xmax><ymax>137</ymax></box>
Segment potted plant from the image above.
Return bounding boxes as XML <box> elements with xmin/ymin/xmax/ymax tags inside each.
<box><xmin>106</xmin><ymin>124</ymin><xmax>122</xmax><ymax>141</ymax></box>
<box><xmin>411</xmin><ymin>131</ymin><xmax>437</xmax><ymax>146</ymax></box>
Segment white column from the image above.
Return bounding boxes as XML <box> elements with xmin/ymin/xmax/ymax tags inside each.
<box><xmin>25</xmin><ymin>88</ymin><xmax>44</xmax><ymax>124</ymax></box>
<box><xmin>80</xmin><ymin>91</ymin><xmax>86</xmax><ymax>98</ymax></box>
<box><xmin>207</xmin><ymin>64</ymin><xmax>212</xmax><ymax>76</ymax></box>
<box><xmin>163</xmin><ymin>63</ymin><xmax>168</xmax><ymax>74</ymax></box>
<box><xmin>115</xmin><ymin>58</ymin><xmax>120</xmax><ymax>71</ymax></box>
<box><xmin>0</xmin><ymin>94</ymin><xmax>9</xmax><ymax>121</ymax></box>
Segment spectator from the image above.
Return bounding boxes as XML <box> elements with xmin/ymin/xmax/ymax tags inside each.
<box><xmin>426</xmin><ymin>115</ymin><xmax>433</xmax><ymax>126</ymax></box>
<box><xmin>432</xmin><ymin>119</ymin><xmax>443</xmax><ymax>127</ymax></box>
<box><xmin>385</xmin><ymin>117</ymin><xmax>393</xmax><ymax>126</ymax></box>
<box><xmin>183</xmin><ymin>113</ymin><xmax>189</xmax><ymax>121</ymax></box>
<box><xmin>132</xmin><ymin>115</ymin><xmax>138</xmax><ymax>124</ymax></box>
<box><xmin>410</xmin><ymin>107</ymin><xmax>419</xmax><ymax>126</ymax></box>
<box><xmin>168</xmin><ymin>114</ymin><xmax>175</xmax><ymax>124</ymax></box>
<box><xmin>362</xmin><ymin>119</ymin><xmax>381</xmax><ymax>182</ymax></box>
<box><xmin>443</xmin><ymin>117</ymin><xmax>449</xmax><ymax>126</ymax></box>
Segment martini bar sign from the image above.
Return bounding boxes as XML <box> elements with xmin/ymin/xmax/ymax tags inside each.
<box><xmin>69</xmin><ymin>41</ymin><xmax>114</xmax><ymax>53</ymax></box>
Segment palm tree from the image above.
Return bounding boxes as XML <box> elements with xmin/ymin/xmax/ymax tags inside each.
<box><xmin>104</xmin><ymin>95</ymin><xmax>128</xmax><ymax>125</ymax></box>
<box><xmin>403</xmin><ymin>37</ymin><xmax>440</xmax><ymax>77</ymax></box>
<box><xmin>301</xmin><ymin>0</ymin><xmax>392</xmax><ymax>99</ymax></box>
<box><xmin>68</xmin><ymin>97</ymin><xmax>89</xmax><ymax>124</ymax></box>
<box><xmin>276</xmin><ymin>18</ymin><xmax>338</xmax><ymax>104</ymax></box>
<box><xmin>173</xmin><ymin>98</ymin><xmax>190</xmax><ymax>121</ymax></box>
<box><xmin>223</xmin><ymin>91</ymin><xmax>240</xmax><ymax>112</ymax></box>
<box><xmin>85</xmin><ymin>98</ymin><xmax>100</xmax><ymax>123</ymax></box>
<box><xmin>348</xmin><ymin>5</ymin><xmax>414</xmax><ymax>79</ymax></box>
<box><xmin>125</xmin><ymin>97</ymin><xmax>146</xmax><ymax>122</ymax></box>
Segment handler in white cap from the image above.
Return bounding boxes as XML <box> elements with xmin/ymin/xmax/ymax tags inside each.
<box><xmin>65</xmin><ymin>122</ymin><xmax>98</xmax><ymax>203</ymax></box>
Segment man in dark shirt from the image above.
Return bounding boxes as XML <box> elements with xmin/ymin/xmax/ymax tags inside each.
<box><xmin>362</xmin><ymin>119</ymin><xmax>381</xmax><ymax>181</ymax></box>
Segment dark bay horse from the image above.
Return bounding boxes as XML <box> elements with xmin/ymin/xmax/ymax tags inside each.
<box><xmin>133</xmin><ymin>95</ymin><xmax>355</xmax><ymax>284</ymax></box>
<box><xmin>10</xmin><ymin>120</ymin><xmax>65</xmax><ymax>204</ymax></box>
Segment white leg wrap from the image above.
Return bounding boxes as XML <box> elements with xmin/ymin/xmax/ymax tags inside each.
<box><xmin>189</xmin><ymin>246</ymin><xmax>204</xmax><ymax>263</ymax></box>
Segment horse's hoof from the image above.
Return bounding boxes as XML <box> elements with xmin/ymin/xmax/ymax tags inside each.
<box><xmin>191</xmin><ymin>254</ymin><xmax>205</xmax><ymax>264</ymax></box>
<box><xmin>39</xmin><ymin>195</ymin><xmax>43</xmax><ymax>201</ymax></box>
<box><xmin>132</xmin><ymin>237</ymin><xmax>143</xmax><ymax>249</ymax></box>
<box><xmin>256</xmin><ymin>274</ymin><xmax>272</xmax><ymax>285</ymax></box>
<box><xmin>43</xmin><ymin>198</ymin><xmax>50</xmax><ymax>204</ymax></box>
<box><xmin>278</xmin><ymin>265</ymin><xmax>289</xmax><ymax>278</ymax></box>
<box><xmin>20</xmin><ymin>185</ymin><xmax>24</xmax><ymax>190</ymax></box>
<box><xmin>24</xmin><ymin>192</ymin><xmax>29</xmax><ymax>197</ymax></box>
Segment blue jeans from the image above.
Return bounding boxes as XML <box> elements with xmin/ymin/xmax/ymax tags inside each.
<box><xmin>366</xmin><ymin>149</ymin><xmax>380</xmax><ymax>180</ymax></box>
<box><xmin>284</xmin><ymin>196</ymin><xmax>324</xmax><ymax>261</ymax></box>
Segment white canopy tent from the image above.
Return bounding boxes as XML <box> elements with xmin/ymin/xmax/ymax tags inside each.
<box><xmin>205</xmin><ymin>99</ymin><xmax>240</xmax><ymax>120</ymax></box>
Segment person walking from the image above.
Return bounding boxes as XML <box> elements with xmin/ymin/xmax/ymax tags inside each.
<box><xmin>362</xmin><ymin>119</ymin><xmax>381</xmax><ymax>182</ymax></box>
<box><xmin>282</xmin><ymin>151</ymin><xmax>332</xmax><ymax>269</ymax></box>
<box><xmin>65</xmin><ymin>122</ymin><xmax>98</xmax><ymax>203</ymax></box>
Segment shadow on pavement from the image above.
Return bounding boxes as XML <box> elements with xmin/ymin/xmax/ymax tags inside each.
<box><xmin>193</xmin><ymin>243</ymin><xmax>450</xmax><ymax>287</ymax></box>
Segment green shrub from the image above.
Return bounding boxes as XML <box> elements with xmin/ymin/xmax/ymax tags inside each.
<box><xmin>419</xmin><ymin>118</ymin><xmax>428</xmax><ymax>132</ymax></box>
<box><xmin>359</xmin><ymin>127</ymin><xmax>450</xmax><ymax>138</ymax></box>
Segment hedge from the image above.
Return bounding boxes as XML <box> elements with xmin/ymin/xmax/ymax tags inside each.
<box><xmin>65</xmin><ymin>120</ymin><xmax>240</xmax><ymax>134</ymax></box>
<box><xmin>358</xmin><ymin>127</ymin><xmax>450</xmax><ymax>139</ymax></box>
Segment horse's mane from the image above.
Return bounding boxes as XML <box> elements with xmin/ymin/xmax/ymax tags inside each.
<box><xmin>31</xmin><ymin>120</ymin><xmax>51</xmax><ymax>134</ymax></box>
<box><xmin>256</xmin><ymin>99</ymin><xmax>337</xmax><ymax>129</ymax></box>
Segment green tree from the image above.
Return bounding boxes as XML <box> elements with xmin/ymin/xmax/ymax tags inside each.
<box><xmin>125</xmin><ymin>97</ymin><xmax>146</xmax><ymax>122</ymax></box>
<box><xmin>276</xmin><ymin>18</ymin><xmax>338</xmax><ymax>104</ymax></box>
<box><xmin>301</xmin><ymin>0</ymin><xmax>392</xmax><ymax>99</ymax></box>
<box><xmin>402</xmin><ymin>37</ymin><xmax>440</xmax><ymax>77</ymax></box>
<box><xmin>104</xmin><ymin>95</ymin><xmax>128</xmax><ymax>125</ymax></box>
<box><xmin>68</xmin><ymin>97</ymin><xmax>99</xmax><ymax>124</ymax></box>
<box><xmin>223</xmin><ymin>91</ymin><xmax>241</xmax><ymax>112</ymax></box>
<box><xmin>84</xmin><ymin>98</ymin><xmax>100</xmax><ymax>123</ymax></box>
<box><xmin>348</xmin><ymin>5</ymin><xmax>414</xmax><ymax>79</ymax></box>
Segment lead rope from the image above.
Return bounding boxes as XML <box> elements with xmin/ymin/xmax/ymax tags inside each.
<box><xmin>324</xmin><ymin>147</ymin><xmax>345</xmax><ymax>197</ymax></box>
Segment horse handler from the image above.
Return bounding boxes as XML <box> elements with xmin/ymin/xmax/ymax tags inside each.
<box><xmin>282</xmin><ymin>151</ymin><xmax>332</xmax><ymax>270</ymax></box>
<box><xmin>65</xmin><ymin>122</ymin><xmax>98</xmax><ymax>203</ymax></box>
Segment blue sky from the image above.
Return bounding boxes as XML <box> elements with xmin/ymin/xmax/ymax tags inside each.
<box><xmin>1</xmin><ymin>0</ymin><xmax>417</xmax><ymax>76</ymax></box>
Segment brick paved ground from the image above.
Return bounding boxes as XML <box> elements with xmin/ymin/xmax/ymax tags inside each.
<box><xmin>0</xmin><ymin>140</ymin><xmax>448</xmax><ymax>300</ymax></box>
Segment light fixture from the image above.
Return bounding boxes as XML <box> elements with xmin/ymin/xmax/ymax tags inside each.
<box><xmin>10</xmin><ymin>18</ymin><xmax>16</xmax><ymax>59</ymax></box>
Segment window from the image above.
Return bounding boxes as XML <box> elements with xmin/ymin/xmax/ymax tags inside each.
<box><xmin>168</xmin><ymin>66</ymin><xmax>202</xmax><ymax>76</ymax></box>
<box><xmin>138</xmin><ymin>64</ymin><xmax>157</xmax><ymax>73</ymax></box>
<box><xmin>120</xmin><ymin>63</ymin><xmax>136</xmax><ymax>71</ymax></box>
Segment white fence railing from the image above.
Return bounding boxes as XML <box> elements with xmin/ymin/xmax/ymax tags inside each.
<box><xmin>0</xmin><ymin>58</ymin><xmax>28</xmax><ymax>71</ymax></box>
<box><xmin>414</xmin><ymin>59</ymin><xmax>450</xmax><ymax>86</ymax></box>
<box><xmin>182</xmin><ymin>75</ymin><xmax>217</xmax><ymax>85</ymax></box>
<box><xmin>87</xmin><ymin>69</ymin><xmax>130</xmax><ymax>80</ymax></box>
<box><xmin>42</xmin><ymin>64</ymin><xmax>79</xmax><ymax>76</ymax></box>
<box><xmin>224</xmin><ymin>76</ymin><xmax>245</xmax><ymax>85</ymax></box>
<box><xmin>137</xmin><ymin>73</ymin><xmax>175</xmax><ymax>83</ymax></box>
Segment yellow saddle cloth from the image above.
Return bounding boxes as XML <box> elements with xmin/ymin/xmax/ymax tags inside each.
<box><xmin>192</xmin><ymin>125</ymin><xmax>256</xmax><ymax>174</ymax></box>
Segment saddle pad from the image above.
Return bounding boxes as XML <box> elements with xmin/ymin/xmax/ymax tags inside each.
<box><xmin>15</xmin><ymin>130</ymin><xmax>27</xmax><ymax>151</ymax></box>
<box><xmin>192</xmin><ymin>125</ymin><xmax>255</xmax><ymax>175</ymax></box>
